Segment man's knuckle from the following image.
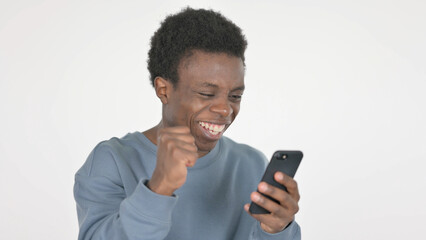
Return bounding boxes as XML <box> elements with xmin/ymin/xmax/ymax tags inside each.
<box><xmin>281</xmin><ymin>192</ymin><xmax>288</xmax><ymax>202</ymax></box>
<box><xmin>287</xmin><ymin>180</ymin><xmax>297</xmax><ymax>190</ymax></box>
<box><xmin>295</xmin><ymin>194</ymin><xmax>301</xmax><ymax>202</ymax></box>
<box><xmin>171</xmin><ymin>145</ymin><xmax>182</xmax><ymax>155</ymax></box>
<box><xmin>161</xmin><ymin>134</ymin><xmax>171</xmax><ymax>142</ymax></box>
<box><xmin>166</xmin><ymin>140</ymin><xmax>174</xmax><ymax>148</ymax></box>
<box><xmin>277</xmin><ymin>222</ymin><xmax>286</xmax><ymax>231</ymax></box>
<box><xmin>272</xmin><ymin>205</ymin><xmax>282</xmax><ymax>215</ymax></box>
<box><xmin>293</xmin><ymin>204</ymin><xmax>300</xmax><ymax>214</ymax></box>
<box><xmin>266</xmin><ymin>185</ymin><xmax>274</xmax><ymax>194</ymax></box>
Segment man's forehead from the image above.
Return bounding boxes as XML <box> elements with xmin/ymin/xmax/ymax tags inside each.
<box><xmin>176</xmin><ymin>50</ymin><xmax>245</xmax><ymax>89</ymax></box>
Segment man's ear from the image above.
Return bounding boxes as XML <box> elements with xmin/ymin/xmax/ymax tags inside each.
<box><xmin>154</xmin><ymin>77</ymin><xmax>172</xmax><ymax>104</ymax></box>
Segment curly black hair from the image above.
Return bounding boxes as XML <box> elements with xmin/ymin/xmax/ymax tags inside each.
<box><xmin>147</xmin><ymin>7</ymin><xmax>247</xmax><ymax>87</ymax></box>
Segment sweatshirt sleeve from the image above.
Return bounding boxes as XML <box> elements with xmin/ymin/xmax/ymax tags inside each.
<box><xmin>73</xmin><ymin>145</ymin><xmax>178</xmax><ymax>240</ymax></box>
<box><xmin>250</xmin><ymin>221</ymin><xmax>301</xmax><ymax>240</ymax></box>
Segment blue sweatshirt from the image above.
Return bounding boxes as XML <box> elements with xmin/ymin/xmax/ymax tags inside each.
<box><xmin>74</xmin><ymin>132</ymin><xmax>301</xmax><ymax>239</ymax></box>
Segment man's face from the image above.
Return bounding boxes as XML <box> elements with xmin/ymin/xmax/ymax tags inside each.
<box><xmin>162</xmin><ymin>50</ymin><xmax>245</xmax><ymax>155</ymax></box>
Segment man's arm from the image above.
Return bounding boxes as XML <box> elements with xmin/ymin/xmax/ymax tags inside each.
<box><xmin>74</xmin><ymin>146</ymin><xmax>177</xmax><ymax>240</ymax></box>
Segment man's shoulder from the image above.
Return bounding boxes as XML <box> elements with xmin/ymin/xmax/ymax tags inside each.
<box><xmin>93</xmin><ymin>131</ymin><xmax>149</xmax><ymax>154</ymax></box>
<box><xmin>77</xmin><ymin>132</ymin><xmax>146</xmax><ymax>176</ymax></box>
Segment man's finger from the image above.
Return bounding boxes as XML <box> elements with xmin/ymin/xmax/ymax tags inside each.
<box><xmin>250</xmin><ymin>192</ymin><xmax>285</xmax><ymax>216</ymax></box>
<box><xmin>274</xmin><ymin>172</ymin><xmax>300</xmax><ymax>202</ymax></box>
<box><xmin>244</xmin><ymin>204</ymin><xmax>291</xmax><ymax>233</ymax></box>
<box><xmin>176</xmin><ymin>140</ymin><xmax>198</xmax><ymax>152</ymax></box>
<box><xmin>257</xmin><ymin>182</ymin><xmax>299</xmax><ymax>213</ymax></box>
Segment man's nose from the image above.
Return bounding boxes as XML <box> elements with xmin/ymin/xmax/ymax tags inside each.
<box><xmin>209</xmin><ymin>98</ymin><xmax>233</xmax><ymax>117</ymax></box>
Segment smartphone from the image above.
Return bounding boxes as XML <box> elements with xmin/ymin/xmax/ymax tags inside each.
<box><xmin>249</xmin><ymin>150</ymin><xmax>303</xmax><ymax>214</ymax></box>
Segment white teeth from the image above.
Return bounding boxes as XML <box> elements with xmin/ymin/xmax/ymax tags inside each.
<box><xmin>209</xmin><ymin>130</ymin><xmax>219</xmax><ymax>135</ymax></box>
<box><xmin>199</xmin><ymin>121</ymin><xmax>225</xmax><ymax>134</ymax></box>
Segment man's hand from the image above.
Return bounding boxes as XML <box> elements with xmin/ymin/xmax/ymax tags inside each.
<box><xmin>147</xmin><ymin>126</ymin><xmax>198</xmax><ymax>196</ymax></box>
<box><xmin>244</xmin><ymin>172</ymin><xmax>300</xmax><ymax>234</ymax></box>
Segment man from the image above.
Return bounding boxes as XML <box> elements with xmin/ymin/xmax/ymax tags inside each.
<box><xmin>74</xmin><ymin>7</ymin><xmax>301</xmax><ymax>240</ymax></box>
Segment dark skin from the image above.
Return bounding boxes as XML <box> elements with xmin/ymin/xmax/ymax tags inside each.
<box><xmin>144</xmin><ymin>50</ymin><xmax>300</xmax><ymax>233</ymax></box>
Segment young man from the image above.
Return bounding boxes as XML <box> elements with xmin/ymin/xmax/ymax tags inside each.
<box><xmin>74</xmin><ymin>8</ymin><xmax>301</xmax><ymax>240</ymax></box>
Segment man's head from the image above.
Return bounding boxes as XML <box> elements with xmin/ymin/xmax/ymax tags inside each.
<box><xmin>148</xmin><ymin>8</ymin><xmax>247</xmax><ymax>155</ymax></box>
<box><xmin>147</xmin><ymin>7</ymin><xmax>247</xmax><ymax>87</ymax></box>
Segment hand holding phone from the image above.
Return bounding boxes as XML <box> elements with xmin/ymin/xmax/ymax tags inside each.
<box><xmin>249</xmin><ymin>150</ymin><xmax>303</xmax><ymax>214</ymax></box>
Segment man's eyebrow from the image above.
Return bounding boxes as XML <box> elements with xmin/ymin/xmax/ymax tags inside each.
<box><xmin>199</xmin><ymin>83</ymin><xmax>219</xmax><ymax>88</ymax></box>
<box><xmin>197</xmin><ymin>83</ymin><xmax>245</xmax><ymax>91</ymax></box>
<box><xmin>231</xmin><ymin>85</ymin><xmax>245</xmax><ymax>92</ymax></box>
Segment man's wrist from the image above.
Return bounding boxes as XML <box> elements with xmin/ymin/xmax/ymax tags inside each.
<box><xmin>146</xmin><ymin>179</ymin><xmax>175</xmax><ymax>196</ymax></box>
<box><xmin>260</xmin><ymin>220</ymin><xmax>293</xmax><ymax>234</ymax></box>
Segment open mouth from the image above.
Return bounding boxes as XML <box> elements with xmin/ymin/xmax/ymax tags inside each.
<box><xmin>198</xmin><ymin>121</ymin><xmax>226</xmax><ymax>136</ymax></box>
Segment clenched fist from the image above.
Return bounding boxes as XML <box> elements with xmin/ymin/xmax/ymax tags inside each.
<box><xmin>147</xmin><ymin>126</ymin><xmax>198</xmax><ymax>196</ymax></box>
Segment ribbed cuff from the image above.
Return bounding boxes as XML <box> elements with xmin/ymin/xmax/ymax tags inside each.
<box><xmin>255</xmin><ymin>221</ymin><xmax>301</xmax><ymax>240</ymax></box>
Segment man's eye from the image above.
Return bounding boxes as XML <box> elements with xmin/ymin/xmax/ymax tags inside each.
<box><xmin>199</xmin><ymin>93</ymin><xmax>214</xmax><ymax>97</ymax></box>
<box><xmin>230</xmin><ymin>95</ymin><xmax>242</xmax><ymax>100</ymax></box>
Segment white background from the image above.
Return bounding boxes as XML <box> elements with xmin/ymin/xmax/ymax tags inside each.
<box><xmin>1</xmin><ymin>0</ymin><xmax>425</xmax><ymax>239</ymax></box>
